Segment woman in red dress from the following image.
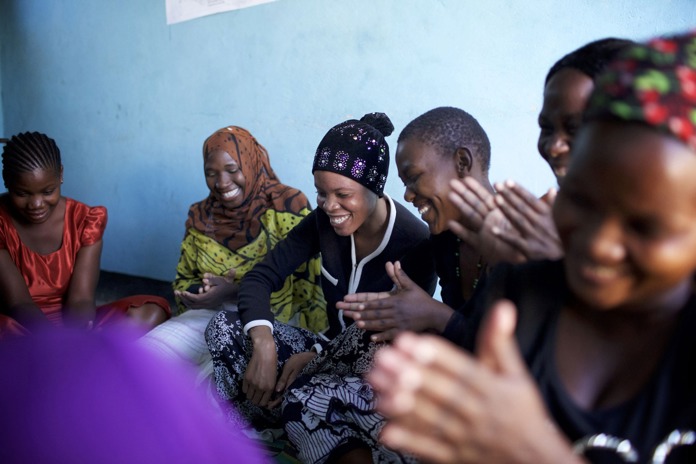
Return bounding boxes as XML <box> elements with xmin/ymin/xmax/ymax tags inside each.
<box><xmin>0</xmin><ymin>131</ymin><xmax>170</xmax><ymax>337</ymax></box>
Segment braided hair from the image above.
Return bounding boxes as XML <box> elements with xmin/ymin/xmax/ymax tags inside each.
<box><xmin>2</xmin><ymin>132</ymin><xmax>62</xmax><ymax>188</ymax></box>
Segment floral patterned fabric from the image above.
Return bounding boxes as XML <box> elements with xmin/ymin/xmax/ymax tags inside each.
<box><xmin>205</xmin><ymin>310</ymin><xmax>321</xmax><ymax>429</ymax></box>
<box><xmin>174</xmin><ymin>221</ymin><xmax>327</xmax><ymax>333</ymax></box>
<box><xmin>205</xmin><ymin>312</ymin><xmax>413</xmax><ymax>464</ymax></box>
<box><xmin>282</xmin><ymin>323</ymin><xmax>415</xmax><ymax>464</ymax></box>
<box><xmin>586</xmin><ymin>29</ymin><xmax>696</xmax><ymax>149</ymax></box>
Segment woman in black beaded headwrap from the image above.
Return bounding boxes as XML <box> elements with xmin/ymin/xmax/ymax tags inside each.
<box><xmin>205</xmin><ymin>112</ymin><xmax>437</xmax><ymax>463</ymax></box>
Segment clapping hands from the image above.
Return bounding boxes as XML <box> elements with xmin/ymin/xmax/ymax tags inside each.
<box><xmin>174</xmin><ymin>268</ymin><xmax>238</xmax><ymax>309</ymax></box>
<box><xmin>337</xmin><ymin>261</ymin><xmax>453</xmax><ymax>342</ymax></box>
<box><xmin>368</xmin><ymin>300</ymin><xmax>579</xmax><ymax>463</ymax></box>
<box><xmin>447</xmin><ymin>177</ymin><xmax>562</xmax><ymax>265</ymax></box>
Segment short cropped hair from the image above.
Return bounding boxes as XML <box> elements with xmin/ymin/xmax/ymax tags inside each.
<box><xmin>398</xmin><ymin>106</ymin><xmax>491</xmax><ymax>173</ymax></box>
<box><xmin>545</xmin><ymin>37</ymin><xmax>635</xmax><ymax>85</ymax></box>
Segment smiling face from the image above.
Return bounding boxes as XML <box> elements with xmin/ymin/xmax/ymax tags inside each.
<box><xmin>7</xmin><ymin>167</ymin><xmax>63</xmax><ymax>225</ymax></box>
<box><xmin>314</xmin><ymin>170</ymin><xmax>379</xmax><ymax>237</ymax></box>
<box><xmin>538</xmin><ymin>68</ymin><xmax>594</xmax><ymax>182</ymax></box>
<box><xmin>395</xmin><ymin>138</ymin><xmax>464</xmax><ymax>235</ymax></box>
<box><xmin>204</xmin><ymin>149</ymin><xmax>246</xmax><ymax>209</ymax></box>
<box><xmin>553</xmin><ymin>120</ymin><xmax>696</xmax><ymax>312</ymax></box>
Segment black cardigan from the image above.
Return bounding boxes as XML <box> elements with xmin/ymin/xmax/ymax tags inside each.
<box><xmin>238</xmin><ymin>196</ymin><xmax>437</xmax><ymax>339</ymax></box>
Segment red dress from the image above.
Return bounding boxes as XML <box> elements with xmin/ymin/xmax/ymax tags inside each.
<box><xmin>0</xmin><ymin>197</ymin><xmax>169</xmax><ymax>336</ymax></box>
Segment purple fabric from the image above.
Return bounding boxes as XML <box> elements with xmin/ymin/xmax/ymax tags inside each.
<box><xmin>0</xmin><ymin>327</ymin><xmax>266</xmax><ymax>464</ymax></box>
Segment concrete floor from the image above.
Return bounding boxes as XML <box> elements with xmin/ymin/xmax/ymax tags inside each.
<box><xmin>96</xmin><ymin>270</ymin><xmax>175</xmax><ymax>309</ymax></box>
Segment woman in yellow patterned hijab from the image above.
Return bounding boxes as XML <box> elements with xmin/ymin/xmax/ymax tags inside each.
<box><xmin>173</xmin><ymin>125</ymin><xmax>326</xmax><ymax>329</ymax></box>
<box><xmin>140</xmin><ymin>126</ymin><xmax>326</xmax><ymax>389</ymax></box>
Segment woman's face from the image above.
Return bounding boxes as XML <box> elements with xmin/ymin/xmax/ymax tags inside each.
<box><xmin>553</xmin><ymin>120</ymin><xmax>696</xmax><ymax>311</ymax></box>
<box><xmin>204</xmin><ymin>149</ymin><xmax>246</xmax><ymax>209</ymax></box>
<box><xmin>314</xmin><ymin>170</ymin><xmax>379</xmax><ymax>237</ymax></box>
<box><xmin>538</xmin><ymin>68</ymin><xmax>594</xmax><ymax>182</ymax></box>
<box><xmin>7</xmin><ymin>167</ymin><xmax>63</xmax><ymax>225</ymax></box>
<box><xmin>396</xmin><ymin>137</ymin><xmax>462</xmax><ymax>235</ymax></box>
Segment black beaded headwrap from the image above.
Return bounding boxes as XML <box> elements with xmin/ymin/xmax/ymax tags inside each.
<box><xmin>312</xmin><ymin>112</ymin><xmax>394</xmax><ymax>197</ymax></box>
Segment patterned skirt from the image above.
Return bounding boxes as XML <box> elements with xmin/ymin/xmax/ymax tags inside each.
<box><xmin>205</xmin><ymin>310</ymin><xmax>320</xmax><ymax>429</ymax></box>
<box><xmin>283</xmin><ymin>323</ymin><xmax>415</xmax><ymax>464</ymax></box>
<box><xmin>205</xmin><ymin>311</ymin><xmax>414</xmax><ymax>463</ymax></box>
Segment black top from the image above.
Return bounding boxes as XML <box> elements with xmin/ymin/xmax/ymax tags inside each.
<box><xmin>238</xmin><ymin>195</ymin><xmax>437</xmax><ymax>339</ymax></box>
<box><xmin>430</xmin><ymin>230</ymin><xmax>468</xmax><ymax>310</ymax></box>
<box><xmin>447</xmin><ymin>259</ymin><xmax>696</xmax><ymax>463</ymax></box>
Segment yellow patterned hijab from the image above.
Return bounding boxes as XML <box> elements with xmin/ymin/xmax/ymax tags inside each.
<box><xmin>186</xmin><ymin>126</ymin><xmax>310</xmax><ymax>250</ymax></box>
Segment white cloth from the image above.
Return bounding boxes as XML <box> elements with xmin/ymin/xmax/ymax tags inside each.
<box><xmin>139</xmin><ymin>308</ymin><xmax>230</xmax><ymax>386</ymax></box>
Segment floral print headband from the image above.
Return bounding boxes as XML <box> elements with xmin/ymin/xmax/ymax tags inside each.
<box><xmin>585</xmin><ymin>29</ymin><xmax>696</xmax><ymax>150</ymax></box>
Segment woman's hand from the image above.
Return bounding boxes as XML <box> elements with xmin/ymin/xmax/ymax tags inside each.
<box><xmin>268</xmin><ymin>351</ymin><xmax>317</xmax><ymax>408</ymax></box>
<box><xmin>175</xmin><ymin>268</ymin><xmax>238</xmax><ymax>309</ymax></box>
<box><xmin>337</xmin><ymin>261</ymin><xmax>453</xmax><ymax>342</ymax></box>
<box><xmin>368</xmin><ymin>300</ymin><xmax>581</xmax><ymax>464</ymax></box>
<box><xmin>447</xmin><ymin>177</ymin><xmax>497</xmax><ymax>235</ymax></box>
<box><xmin>448</xmin><ymin>179</ymin><xmax>525</xmax><ymax>266</ymax></box>
<box><xmin>493</xmin><ymin>181</ymin><xmax>563</xmax><ymax>261</ymax></box>
<box><xmin>243</xmin><ymin>326</ymin><xmax>278</xmax><ymax>408</ymax></box>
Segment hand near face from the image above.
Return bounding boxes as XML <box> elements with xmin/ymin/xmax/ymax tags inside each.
<box><xmin>448</xmin><ymin>179</ymin><xmax>526</xmax><ymax>266</ymax></box>
<box><xmin>174</xmin><ymin>268</ymin><xmax>238</xmax><ymax>309</ymax></box>
<box><xmin>447</xmin><ymin>177</ymin><xmax>497</xmax><ymax>234</ymax></box>
<box><xmin>493</xmin><ymin>181</ymin><xmax>563</xmax><ymax>261</ymax></box>
<box><xmin>337</xmin><ymin>261</ymin><xmax>453</xmax><ymax>342</ymax></box>
<box><xmin>368</xmin><ymin>300</ymin><xmax>579</xmax><ymax>464</ymax></box>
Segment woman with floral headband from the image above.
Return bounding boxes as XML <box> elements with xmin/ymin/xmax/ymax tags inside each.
<box><xmin>447</xmin><ymin>37</ymin><xmax>634</xmax><ymax>266</ymax></box>
<box><xmin>369</xmin><ymin>31</ymin><xmax>696</xmax><ymax>463</ymax></box>
<box><xmin>206</xmin><ymin>112</ymin><xmax>436</xmax><ymax>463</ymax></box>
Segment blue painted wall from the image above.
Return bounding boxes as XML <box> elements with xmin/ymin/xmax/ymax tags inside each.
<box><xmin>1</xmin><ymin>0</ymin><xmax>694</xmax><ymax>280</ymax></box>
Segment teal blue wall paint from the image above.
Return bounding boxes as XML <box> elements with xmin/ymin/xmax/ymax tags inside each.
<box><xmin>1</xmin><ymin>0</ymin><xmax>694</xmax><ymax>280</ymax></box>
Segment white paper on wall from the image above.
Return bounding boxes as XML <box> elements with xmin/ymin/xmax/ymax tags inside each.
<box><xmin>166</xmin><ymin>0</ymin><xmax>278</xmax><ymax>25</ymax></box>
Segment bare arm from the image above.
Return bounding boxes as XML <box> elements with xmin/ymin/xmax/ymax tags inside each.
<box><xmin>63</xmin><ymin>240</ymin><xmax>102</xmax><ymax>327</ymax></box>
<box><xmin>0</xmin><ymin>249</ymin><xmax>51</xmax><ymax>329</ymax></box>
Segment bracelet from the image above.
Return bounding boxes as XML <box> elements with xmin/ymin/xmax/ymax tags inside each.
<box><xmin>573</xmin><ymin>430</ymin><xmax>696</xmax><ymax>464</ymax></box>
<box><xmin>572</xmin><ymin>433</ymin><xmax>638</xmax><ymax>462</ymax></box>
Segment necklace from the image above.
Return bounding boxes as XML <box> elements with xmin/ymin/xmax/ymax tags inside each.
<box><xmin>454</xmin><ymin>237</ymin><xmax>485</xmax><ymax>291</ymax></box>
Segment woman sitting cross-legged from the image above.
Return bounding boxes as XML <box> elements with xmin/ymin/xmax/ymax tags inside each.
<box><xmin>140</xmin><ymin>125</ymin><xmax>326</xmax><ymax>388</ymax></box>
<box><xmin>0</xmin><ymin>132</ymin><xmax>170</xmax><ymax>339</ymax></box>
<box><xmin>206</xmin><ymin>112</ymin><xmax>437</xmax><ymax>464</ymax></box>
